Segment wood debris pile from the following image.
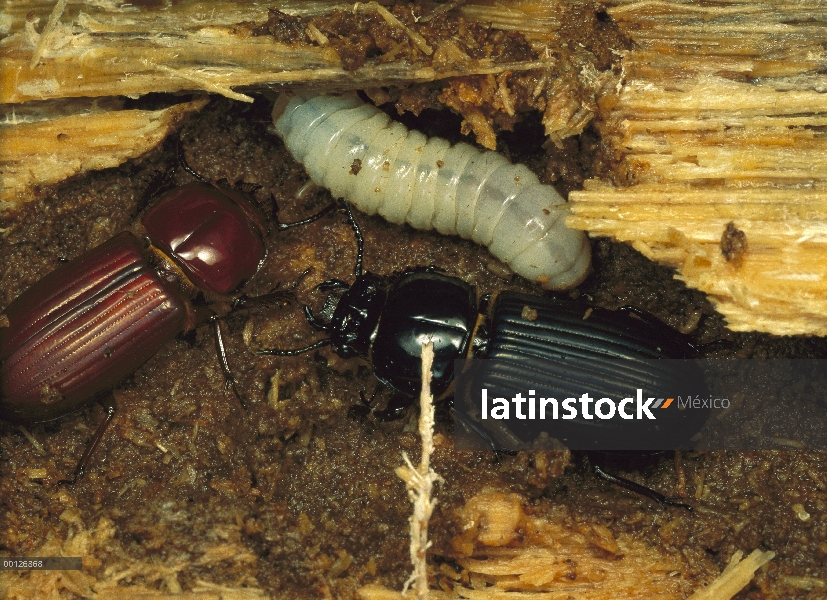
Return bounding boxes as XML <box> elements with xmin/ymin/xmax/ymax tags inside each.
<box><xmin>360</xmin><ymin>490</ymin><xmax>774</xmax><ymax>600</ymax></box>
<box><xmin>0</xmin><ymin>507</ymin><xmax>267</xmax><ymax>599</ymax></box>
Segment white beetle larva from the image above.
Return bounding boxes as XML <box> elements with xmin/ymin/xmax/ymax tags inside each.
<box><xmin>272</xmin><ymin>93</ymin><xmax>591</xmax><ymax>289</ymax></box>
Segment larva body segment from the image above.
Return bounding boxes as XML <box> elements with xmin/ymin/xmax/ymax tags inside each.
<box><xmin>273</xmin><ymin>93</ymin><xmax>591</xmax><ymax>289</ymax></box>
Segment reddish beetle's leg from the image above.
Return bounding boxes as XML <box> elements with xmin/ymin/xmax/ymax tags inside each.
<box><xmin>211</xmin><ymin>317</ymin><xmax>247</xmax><ymax>410</ymax></box>
<box><xmin>57</xmin><ymin>400</ymin><xmax>117</xmax><ymax>486</ymax></box>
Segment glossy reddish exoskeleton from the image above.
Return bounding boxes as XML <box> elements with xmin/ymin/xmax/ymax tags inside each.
<box><xmin>0</xmin><ymin>181</ymin><xmax>269</xmax><ymax>480</ymax></box>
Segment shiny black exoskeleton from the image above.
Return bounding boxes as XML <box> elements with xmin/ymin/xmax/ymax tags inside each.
<box><xmin>261</xmin><ymin>202</ymin><xmax>716</xmax><ymax>509</ymax></box>
<box><xmin>328</xmin><ymin>269</ymin><xmax>477</xmax><ymax>398</ymax></box>
<box><xmin>261</xmin><ymin>203</ymin><xmax>710</xmax><ymax>452</ymax></box>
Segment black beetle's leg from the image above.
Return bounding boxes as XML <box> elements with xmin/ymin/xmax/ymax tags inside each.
<box><xmin>363</xmin><ymin>382</ymin><xmax>381</xmax><ymax>407</ymax></box>
<box><xmin>372</xmin><ymin>392</ymin><xmax>414</xmax><ymax>422</ymax></box>
<box><xmin>57</xmin><ymin>399</ymin><xmax>117</xmax><ymax>486</ymax></box>
<box><xmin>304</xmin><ymin>304</ymin><xmax>332</xmax><ymax>331</ymax></box>
<box><xmin>258</xmin><ymin>338</ymin><xmax>332</xmax><ymax>357</ymax></box>
<box><xmin>275</xmin><ymin>202</ymin><xmax>337</xmax><ymax>231</ymax></box>
<box><xmin>348</xmin><ymin>383</ymin><xmax>382</xmax><ymax>420</ymax></box>
<box><xmin>691</xmin><ymin>338</ymin><xmax>734</xmax><ymax>353</ymax></box>
<box><xmin>210</xmin><ymin>317</ymin><xmax>247</xmax><ymax>410</ymax></box>
<box><xmin>616</xmin><ymin>305</ymin><xmax>670</xmax><ymax>328</ymax></box>
<box><xmin>449</xmin><ymin>401</ymin><xmax>518</xmax><ymax>459</ymax></box>
<box><xmin>340</xmin><ymin>200</ymin><xmax>364</xmax><ymax>278</ymax></box>
<box><xmin>617</xmin><ymin>305</ymin><xmax>732</xmax><ymax>355</ymax></box>
<box><xmin>316</xmin><ymin>279</ymin><xmax>351</xmax><ymax>293</ymax></box>
<box><xmin>233</xmin><ymin>269</ymin><xmax>312</xmax><ymax>312</ymax></box>
<box><xmin>592</xmin><ymin>464</ymin><xmax>693</xmax><ymax>510</ymax></box>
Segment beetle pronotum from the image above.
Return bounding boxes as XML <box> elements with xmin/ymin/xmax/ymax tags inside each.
<box><xmin>272</xmin><ymin>93</ymin><xmax>591</xmax><ymax>290</ymax></box>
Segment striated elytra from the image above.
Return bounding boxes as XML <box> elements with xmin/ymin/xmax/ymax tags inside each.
<box><xmin>0</xmin><ymin>181</ymin><xmax>269</xmax><ymax>481</ymax></box>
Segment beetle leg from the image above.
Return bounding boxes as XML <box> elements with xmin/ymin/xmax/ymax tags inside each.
<box><xmin>315</xmin><ymin>279</ymin><xmax>351</xmax><ymax>292</ymax></box>
<box><xmin>448</xmin><ymin>400</ymin><xmax>518</xmax><ymax>459</ymax></box>
<box><xmin>371</xmin><ymin>392</ymin><xmax>412</xmax><ymax>422</ymax></box>
<box><xmin>233</xmin><ymin>270</ymin><xmax>311</xmax><ymax>312</ymax></box>
<box><xmin>233</xmin><ymin>290</ymin><xmax>295</xmax><ymax>311</ymax></box>
<box><xmin>616</xmin><ymin>305</ymin><xmax>733</xmax><ymax>356</ymax></box>
<box><xmin>210</xmin><ymin>317</ymin><xmax>247</xmax><ymax>410</ymax></box>
<box><xmin>234</xmin><ymin>180</ymin><xmax>263</xmax><ymax>195</ymax></box>
<box><xmin>691</xmin><ymin>338</ymin><xmax>734</xmax><ymax>354</ymax></box>
<box><xmin>616</xmin><ymin>305</ymin><xmax>669</xmax><ymax>328</ymax></box>
<box><xmin>303</xmin><ymin>304</ymin><xmax>331</xmax><ymax>331</ymax></box>
<box><xmin>274</xmin><ymin>202</ymin><xmax>336</xmax><ymax>231</ymax></box>
<box><xmin>177</xmin><ymin>139</ymin><xmax>210</xmax><ymax>184</ymax></box>
<box><xmin>258</xmin><ymin>338</ymin><xmax>332</xmax><ymax>357</ymax></box>
<box><xmin>347</xmin><ymin>384</ymin><xmax>382</xmax><ymax>421</ymax></box>
<box><xmin>592</xmin><ymin>464</ymin><xmax>693</xmax><ymax>510</ymax></box>
<box><xmin>57</xmin><ymin>400</ymin><xmax>117</xmax><ymax>486</ymax></box>
<box><xmin>348</xmin><ymin>384</ymin><xmax>411</xmax><ymax>424</ymax></box>
<box><xmin>616</xmin><ymin>304</ymin><xmax>702</xmax><ymax>354</ymax></box>
<box><xmin>136</xmin><ymin>137</ymin><xmax>180</xmax><ymax>213</ymax></box>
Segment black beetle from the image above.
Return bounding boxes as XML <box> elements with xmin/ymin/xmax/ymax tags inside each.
<box><xmin>260</xmin><ymin>203</ymin><xmax>711</xmax><ymax>507</ymax></box>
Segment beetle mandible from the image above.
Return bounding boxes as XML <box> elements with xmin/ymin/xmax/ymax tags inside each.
<box><xmin>259</xmin><ymin>202</ymin><xmax>711</xmax><ymax>508</ymax></box>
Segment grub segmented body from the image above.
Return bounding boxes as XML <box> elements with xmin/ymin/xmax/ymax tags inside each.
<box><xmin>272</xmin><ymin>93</ymin><xmax>591</xmax><ymax>290</ymax></box>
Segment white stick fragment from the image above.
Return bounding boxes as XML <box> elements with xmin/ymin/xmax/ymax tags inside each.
<box><xmin>18</xmin><ymin>425</ymin><xmax>46</xmax><ymax>456</ymax></box>
<box><xmin>395</xmin><ymin>342</ymin><xmax>443</xmax><ymax>599</ymax></box>
<box><xmin>30</xmin><ymin>0</ymin><xmax>68</xmax><ymax>69</ymax></box>
<box><xmin>686</xmin><ymin>548</ymin><xmax>776</xmax><ymax>600</ymax></box>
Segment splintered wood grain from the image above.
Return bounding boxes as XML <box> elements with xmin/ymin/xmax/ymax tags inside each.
<box><xmin>0</xmin><ymin>1</ymin><xmax>610</xmax><ymax>212</ymax></box>
<box><xmin>0</xmin><ymin>0</ymin><xmax>563</xmax><ymax>104</ymax></box>
<box><xmin>568</xmin><ymin>0</ymin><xmax>827</xmax><ymax>335</ymax></box>
<box><xmin>0</xmin><ymin>98</ymin><xmax>207</xmax><ymax>211</ymax></box>
<box><xmin>359</xmin><ymin>491</ymin><xmax>695</xmax><ymax>600</ymax></box>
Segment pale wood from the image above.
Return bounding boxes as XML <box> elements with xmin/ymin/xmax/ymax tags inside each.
<box><xmin>0</xmin><ymin>1</ymin><xmax>565</xmax><ymax>104</ymax></box>
<box><xmin>569</xmin><ymin>0</ymin><xmax>827</xmax><ymax>335</ymax></box>
<box><xmin>0</xmin><ymin>98</ymin><xmax>208</xmax><ymax>212</ymax></box>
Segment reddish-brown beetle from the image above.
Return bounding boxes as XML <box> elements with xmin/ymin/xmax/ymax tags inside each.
<box><xmin>0</xmin><ymin>174</ymin><xmax>315</xmax><ymax>483</ymax></box>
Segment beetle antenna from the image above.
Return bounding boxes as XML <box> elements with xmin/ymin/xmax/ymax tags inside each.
<box><xmin>341</xmin><ymin>200</ymin><xmax>363</xmax><ymax>277</ymax></box>
<box><xmin>687</xmin><ymin>337</ymin><xmax>733</xmax><ymax>355</ymax></box>
<box><xmin>232</xmin><ymin>269</ymin><xmax>313</xmax><ymax>311</ymax></box>
<box><xmin>258</xmin><ymin>203</ymin><xmax>362</xmax><ymax>358</ymax></box>
<box><xmin>258</xmin><ymin>338</ymin><xmax>332</xmax><ymax>356</ymax></box>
